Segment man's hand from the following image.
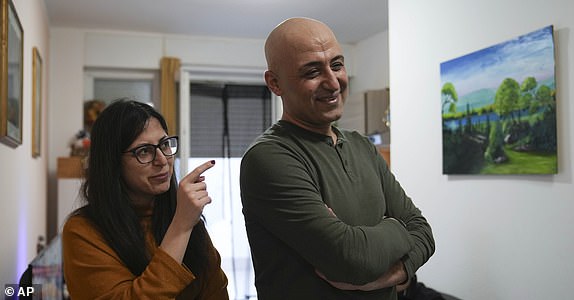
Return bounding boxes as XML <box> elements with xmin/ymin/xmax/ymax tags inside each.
<box><xmin>316</xmin><ymin>260</ymin><xmax>409</xmax><ymax>292</ymax></box>
<box><xmin>317</xmin><ymin>206</ymin><xmax>411</xmax><ymax>291</ymax></box>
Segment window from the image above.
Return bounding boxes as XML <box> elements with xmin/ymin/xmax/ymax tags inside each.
<box><xmin>182</xmin><ymin>80</ymin><xmax>272</xmax><ymax>300</ymax></box>
<box><xmin>177</xmin><ymin>65</ymin><xmax>279</xmax><ymax>299</ymax></box>
<box><xmin>189</xmin><ymin>83</ymin><xmax>272</xmax><ymax>157</ymax></box>
<box><xmin>84</xmin><ymin>68</ymin><xmax>160</xmax><ymax>107</ymax></box>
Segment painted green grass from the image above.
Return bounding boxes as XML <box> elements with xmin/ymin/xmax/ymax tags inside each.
<box><xmin>481</xmin><ymin>146</ymin><xmax>557</xmax><ymax>174</ymax></box>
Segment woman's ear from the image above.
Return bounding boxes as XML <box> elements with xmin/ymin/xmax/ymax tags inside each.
<box><xmin>264</xmin><ymin>70</ymin><xmax>282</xmax><ymax>96</ymax></box>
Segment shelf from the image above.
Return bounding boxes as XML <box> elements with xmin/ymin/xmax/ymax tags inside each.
<box><xmin>57</xmin><ymin>157</ymin><xmax>85</xmax><ymax>179</ymax></box>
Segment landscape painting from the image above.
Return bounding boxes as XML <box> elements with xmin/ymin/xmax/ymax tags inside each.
<box><xmin>441</xmin><ymin>25</ymin><xmax>557</xmax><ymax>175</ymax></box>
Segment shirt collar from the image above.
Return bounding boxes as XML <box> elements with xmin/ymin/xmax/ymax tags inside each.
<box><xmin>276</xmin><ymin>120</ymin><xmax>347</xmax><ymax>146</ymax></box>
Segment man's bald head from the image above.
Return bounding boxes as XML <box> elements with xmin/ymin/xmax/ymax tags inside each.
<box><xmin>264</xmin><ymin>17</ymin><xmax>340</xmax><ymax>72</ymax></box>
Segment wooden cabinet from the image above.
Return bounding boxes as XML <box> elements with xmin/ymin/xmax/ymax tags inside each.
<box><xmin>379</xmin><ymin>147</ymin><xmax>390</xmax><ymax>167</ymax></box>
<box><xmin>57</xmin><ymin>157</ymin><xmax>85</xmax><ymax>232</ymax></box>
<box><xmin>365</xmin><ymin>89</ymin><xmax>390</xmax><ymax>135</ymax></box>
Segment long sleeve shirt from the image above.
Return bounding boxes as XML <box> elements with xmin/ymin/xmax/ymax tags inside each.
<box><xmin>62</xmin><ymin>214</ymin><xmax>228</xmax><ymax>299</ymax></box>
<box><xmin>240</xmin><ymin>120</ymin><xmax>435</xmax><ymax>300</ymax></box>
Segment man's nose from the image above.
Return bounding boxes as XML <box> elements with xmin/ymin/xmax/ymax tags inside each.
<box><xmin>322</xmin><ymin>69</ymin><xmax>340</xmax><ymax>91</ymax></box>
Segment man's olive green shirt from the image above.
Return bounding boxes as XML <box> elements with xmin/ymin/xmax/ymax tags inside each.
<box><xmin>240</xmin><ymin>121</ymin><xmax>435</xmax><ymax>299</ymax></box>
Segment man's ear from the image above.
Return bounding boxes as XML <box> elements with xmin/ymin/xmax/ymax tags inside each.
<box><xmin>265</xmin><ymin>70</ymin><xmax>282</xmax><ymax>96</ymax></box>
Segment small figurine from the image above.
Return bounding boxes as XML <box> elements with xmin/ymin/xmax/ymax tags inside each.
<box><xmin>69</xmin><ymin>129</ymin><xmax>90</xmax><ymax>157</ymax></box>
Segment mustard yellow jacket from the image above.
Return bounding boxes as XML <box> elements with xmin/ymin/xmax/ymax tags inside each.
<box><xmin>62</xmin><ymin>215</ymin><xmax>228</xmax><ymax>300</ymax></box>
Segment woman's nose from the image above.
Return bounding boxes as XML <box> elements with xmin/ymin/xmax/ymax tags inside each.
<box><xmin>153</xmin><ymin>148</ymin><xmax>169</xmax><ymax>165</ymax></box>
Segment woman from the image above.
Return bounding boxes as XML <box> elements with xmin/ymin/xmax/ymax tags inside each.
<box><xmin>62</xmin><ymin>99</ymin><xmax>229</xmax><ymax>299</ymax></box>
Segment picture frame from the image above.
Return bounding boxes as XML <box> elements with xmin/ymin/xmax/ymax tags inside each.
<box><xmin>32</xmin><ymin>47</ymin><xmax>42</xmax><ymax>157</ymax></box>
<box><xmin>440</xmin><ymin>25</ymin><xmax>557</xmax><ymax>174</ymax></box>
<box><xmin>0</xmin><ymin>0</ymin><xmax>24</xmax><ymax>147</ymax></box>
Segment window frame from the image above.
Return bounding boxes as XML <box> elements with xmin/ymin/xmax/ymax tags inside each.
<box><xmin>83</xmin><ymin>68</ymin><xmax>160</xmax><ymax>106</ymax></box>
<box><xmin>177</xmin><ymin>65</ymin><xmax>281</xmax><ymax>179</ymax></box>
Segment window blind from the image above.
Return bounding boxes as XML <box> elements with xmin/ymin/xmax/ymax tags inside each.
<box><xmin>189</xmin><ymin>83</ymin><xmax>271</xmax><ymax>157</ymax></box>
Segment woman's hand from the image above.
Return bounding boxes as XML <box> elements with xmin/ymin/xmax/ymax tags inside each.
<box><xmin>173</xmin><ymin>160</ymin><xmax>216</xmax><ymax>231</ymax></box>
<box><xmin>160</xmin><ymin>160</ymin><xmax>215</xmax><ymax>263</ymax></box>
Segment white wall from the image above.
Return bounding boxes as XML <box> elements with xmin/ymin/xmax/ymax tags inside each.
<box><xmin>389</xmin><ymin>0</ymin><xmax>574</xmax><ymax>299</ymax></box>
<box><xmin>0</xmin><ymin>0</ymin><xmax>50</xmax><ymax>285</ymax></box>
<box><xmin>350</xmin><ymin>30</ymin><xmax>389</xmax><ymax>94</ymax></box>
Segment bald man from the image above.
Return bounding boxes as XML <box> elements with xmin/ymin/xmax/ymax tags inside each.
<box><xmin>240</xmin><ymin>18</ymin><xmax>435</xmax><ymax>299</ymax></box>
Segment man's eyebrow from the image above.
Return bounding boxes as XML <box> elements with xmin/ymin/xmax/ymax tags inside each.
<box><xmin>331</xmin><ymin>55</ymin><xmax>345</xmax><ymax>63</ymax></box>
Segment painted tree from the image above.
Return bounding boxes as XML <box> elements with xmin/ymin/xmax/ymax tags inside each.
<box><xmin>520</xmin><ymin>77</ymin><xmax>537</xmax><ymax>96</ymax></box>
<box><xmin>494</xmin><ymin>78</ymin><xmax>520</xmax><ymax>123</ymax></box>
<box><xmin>535</xmin><ymin>85</ymin><xmax>553</xmax><ymax>106</ymax></box>
<box><xmin>484</xmin><ymin>121</ymin><xmax>505</xmax><ymax>163</ymax></box>
<box><xmin>520</xmin><ymin>77</ymin><xmax>537</xmax><ymax>116</ymax></box>
<box><xmin>530</xmin><ymin>84</ymin><xmax>556</xmax><ymax>151</ymax></box>
<box><xmin>465</xmin><ymin>103</ymin><xmax>472</xmax><ymax>134</ymax></box>
<box><xmin>441</xmin><ymin>82</ymin><xmax>458</xmax><ymax>113</ymax></box>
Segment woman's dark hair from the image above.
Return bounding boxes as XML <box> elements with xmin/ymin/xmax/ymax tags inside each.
<box><xmin>78</xmin><ymin>98</ymin><xmax>210</xmax><ymax>276</ymax></box>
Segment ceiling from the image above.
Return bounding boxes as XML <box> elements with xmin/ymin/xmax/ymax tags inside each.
<box><xmin>42</xmin><ymin>0</ymin><xmax>388</xmax><ymax>44</ymax></box>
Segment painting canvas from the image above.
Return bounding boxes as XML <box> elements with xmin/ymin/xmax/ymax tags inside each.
<box><xmin>441</xmin><ymin>25</ymin><xmax>557</xmax><ymax>175</ymax></box>
<box><xmin>0</xmin><ymin>0</ymin><xmax>23</xmax><ymax>147</ymax></box>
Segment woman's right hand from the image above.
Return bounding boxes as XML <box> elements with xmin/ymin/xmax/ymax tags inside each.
<box><xmin>173</xmin><ymin>160</ymin><xmax>216</xmax><ymax>231</ymax></box>
<box><xmin>160</xmin><ymin>160</ymin><xmax>216</xmax><ymax>263</ymax></box>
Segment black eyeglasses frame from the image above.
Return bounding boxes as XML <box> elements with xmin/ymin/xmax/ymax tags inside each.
<box><xmin>123</xmin><ymin>136</ymin><xmax>179</xmax><ymax>164</ymax></box>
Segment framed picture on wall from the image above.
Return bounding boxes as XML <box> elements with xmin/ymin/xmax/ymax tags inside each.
<box><xmin>32</xmin><ymin>47</ymin><xmax>42</xmax><ymax>157</ymax></box>
<box><xmin>0</xmin><ymin>0</ymin><xmax>24</xmax><ymax>147</ymax></box>
<box><xmin>440</xmin><ymin>25</ymin><xmax>557</xmax><ymax>175</ymax></box>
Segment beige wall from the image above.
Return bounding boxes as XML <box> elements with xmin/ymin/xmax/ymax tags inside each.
<box><xmin>0</xmin><ymin>0</ymin><xmax>50</xmax><ymax>285</ymax></box>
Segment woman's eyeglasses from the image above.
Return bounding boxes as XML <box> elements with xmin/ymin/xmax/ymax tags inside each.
<box><xmin>123</xmin><ymin>136</ymin><xmax>179</xmax><ymax>164</ymax></box>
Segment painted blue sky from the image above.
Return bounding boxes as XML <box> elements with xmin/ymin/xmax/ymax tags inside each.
<box><xmin>440</xmin><ymin>25</ymin><xmax>555</xmax><ymax>97</ymax></box>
